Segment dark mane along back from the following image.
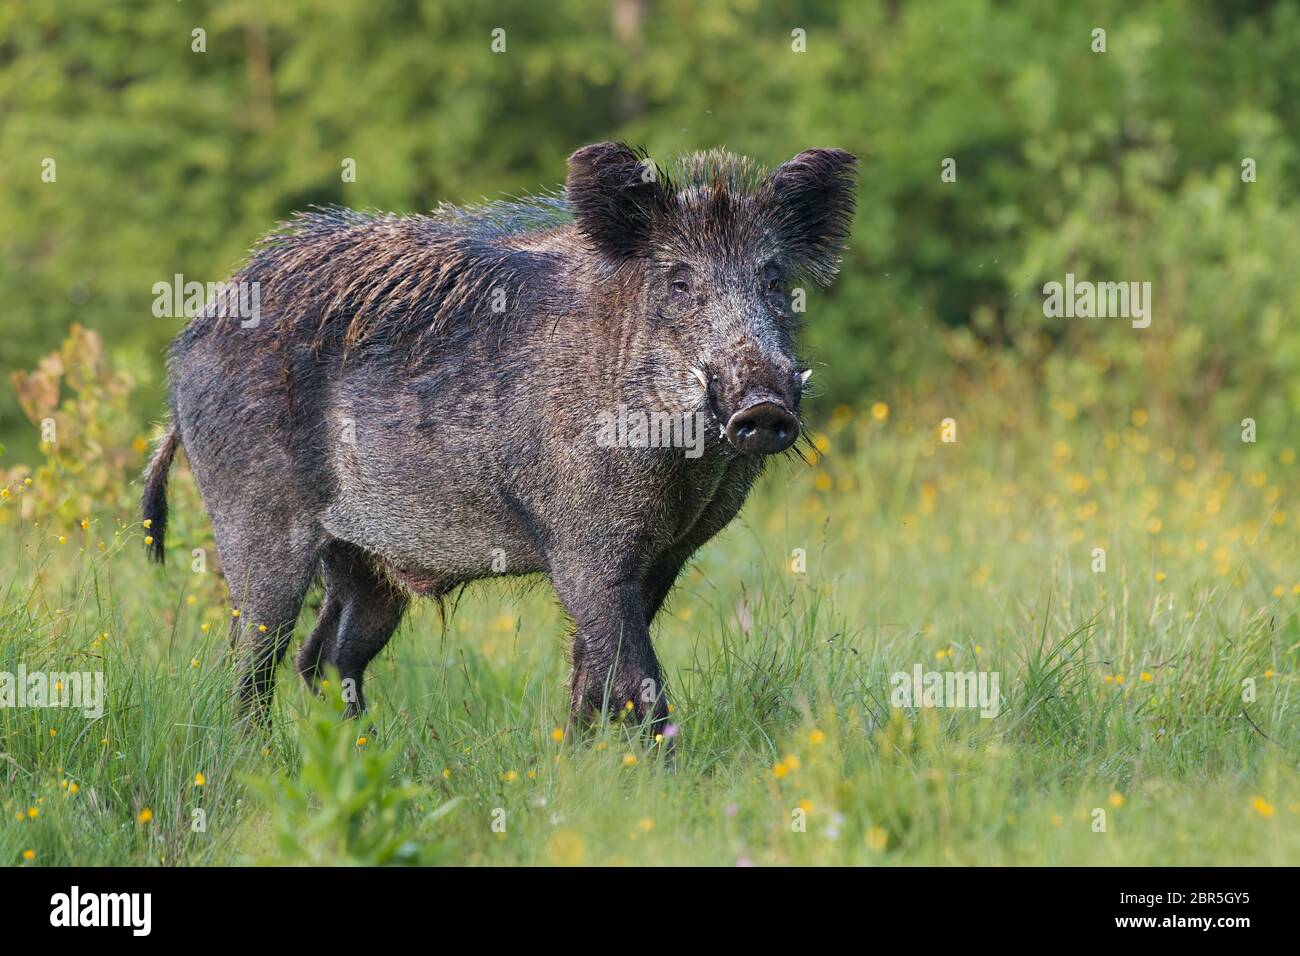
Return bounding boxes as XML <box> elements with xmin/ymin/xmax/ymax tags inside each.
<box><xmin>207</xmin><ymin>195</ymin><xmax>576</xmax><ymax>352</ymax></box>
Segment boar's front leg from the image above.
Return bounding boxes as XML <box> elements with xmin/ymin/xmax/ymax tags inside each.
<box><xmin>641</xmin><ymin>553</ymin><xmax>688</xmax><ymax>627</ymax></box>
<box><xmin>553</xmin><ymin>569</ymin><xmax>669</xmax><ymax>731</ymax></box>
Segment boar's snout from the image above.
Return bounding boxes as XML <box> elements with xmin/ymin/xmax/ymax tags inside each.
<box><xmin>701</xmin><ymin>355</ymin><xmax>806</xmax><ymax>456</ymax></box>
<box><xmin>724</xmin><ymin>389</ymin><xmax>799</xmax><ymax>455</ymax></box>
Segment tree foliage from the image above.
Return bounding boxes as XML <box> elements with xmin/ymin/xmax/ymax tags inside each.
<box><xmin>2</xmin><ymin>0</ymin><xmax>1297</xmax><ymax>453</ymax></box>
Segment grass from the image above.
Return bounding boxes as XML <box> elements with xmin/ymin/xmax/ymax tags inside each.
<box><xmin>1</xmin><ymin>378</ymin><xmax>1296</xmax><ymax>866</ymax></box>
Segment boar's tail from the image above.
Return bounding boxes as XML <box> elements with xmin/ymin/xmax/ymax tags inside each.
<box><xmin>141</xmin><ymin>425</ymin><xmax>179</xmax><ymax>564</ymax></box>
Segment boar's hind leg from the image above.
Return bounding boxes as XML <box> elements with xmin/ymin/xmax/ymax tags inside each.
<box><xmin>224</xmin><ymin>533</ymin><xmax>321</xmax><ymax>725</ymax></box>
<box><xmin>323</xmin><ymin>546</ymin><xmax>408</xmax><ymax>719</ymax></box>
<box><xmin>553</xmin><ymin>571</ymin><xmax>669</xmax><ymax>731</ymax></box>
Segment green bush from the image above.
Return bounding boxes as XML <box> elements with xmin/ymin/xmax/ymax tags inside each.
<box><xmin>244</xmin><ymin>690</ymin><xmax>460</xmax><ymax>866</ymax></box>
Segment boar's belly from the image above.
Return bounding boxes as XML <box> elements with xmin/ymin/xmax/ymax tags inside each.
<box><xmin>320</xmin><ymin>482</ymin><xmax>541</xmax><ymax>582</ymax></box>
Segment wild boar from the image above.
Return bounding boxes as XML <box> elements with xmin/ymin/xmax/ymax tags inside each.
<box><xmin>142</xmin><ymin>142</ymin><xmax>857</xmax><ymax>731</ymax></box>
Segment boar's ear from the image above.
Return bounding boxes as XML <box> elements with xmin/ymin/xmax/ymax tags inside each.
<box><xmin>768</xmin><ymin>148</ymin><xmax>858</xmax><ymax>285</ymax></box>
<box><xmin>566</xmin><ymin>142</ymin><xmax>672</xmax><ymax>262</ymax></box>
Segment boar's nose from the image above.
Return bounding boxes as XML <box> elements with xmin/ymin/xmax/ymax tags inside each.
<box><xmin>725</xmin><ymin>391</ymin><xmax>799</xmax><ymax>455</ymax></box>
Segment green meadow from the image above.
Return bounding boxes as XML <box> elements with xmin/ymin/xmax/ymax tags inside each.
<box><xmin>2</xmin><ymin>341</ymin><xmax>1295</xmax><ymax>866</ymax></box>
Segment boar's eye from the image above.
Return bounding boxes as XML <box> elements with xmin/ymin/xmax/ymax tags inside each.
<box><xmin>669</xmin><ymin>267</ymin><xmax>693</xmax><ymax>298</ymax></box>
<box><xmin>763</xmin><ymin>264</ymin><xmax>786</xmax><ymax>294</ymax></box>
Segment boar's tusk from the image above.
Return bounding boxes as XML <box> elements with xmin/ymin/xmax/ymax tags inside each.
<box><xmin>800</xmin><ymin>369</ymin><xmax>813</xmax><ymax>385</ymax></box>
<box><xmin>689</xmin><ymin>366</ymin><xmax>709</xmax><ymax>390</ymax></box>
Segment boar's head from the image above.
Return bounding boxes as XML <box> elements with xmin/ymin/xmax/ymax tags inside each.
<box><xmin>566</xmin><ymin>142</ymin><xmax>857</xmax><ymax>456</ymax></box>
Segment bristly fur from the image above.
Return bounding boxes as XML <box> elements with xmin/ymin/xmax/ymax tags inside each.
<box><xmin>183</xmin><ymin>144</ymin><xmax>855</xmax><ymax>356</ymax></box>
<box><xmin>204</xmin><ymin>202</ymin><xmax>573</xmax><ymax>355</ymax></box>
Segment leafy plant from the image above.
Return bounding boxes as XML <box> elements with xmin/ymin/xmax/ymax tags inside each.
<box><xmin>244</xmin><ymin>691</ymin><xmax>459</xmax><ymax>866</ymax></box>
<box><xmin>6</xmin><ymin>323</ymin><xmax>143</xmax><ymax>522</ymax></box>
